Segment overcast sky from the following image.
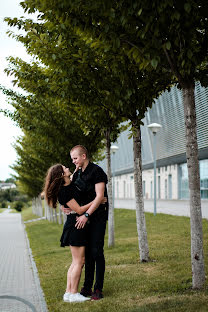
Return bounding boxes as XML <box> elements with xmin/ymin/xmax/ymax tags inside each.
<box><xmin>0</xmin><ymin>0</ymin><xmax>34</xmax><ymax>180</ymax></box>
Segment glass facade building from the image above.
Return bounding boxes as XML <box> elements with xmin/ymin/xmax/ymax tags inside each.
<box><xmin>179</xmin><ymin>160</ymin><xmax>208</xmax><ymax>199</ymax></box>
<box><xmin>100</xmin><ymin>82</ymin><xmax>208</xmax><ymax>200</ymax></box>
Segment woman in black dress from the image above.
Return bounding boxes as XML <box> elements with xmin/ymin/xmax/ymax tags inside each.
<box><xmin>44</xmin><ymin>164</ymin><xmax>102</xmax><ymax>303</ymax></box>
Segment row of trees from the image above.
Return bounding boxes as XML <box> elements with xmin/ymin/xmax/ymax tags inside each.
<box><xmin>0</xmin><ymin>178</ymin><xmax>28</xmax><ymax>205</ymax></box>
<box><xmin>1</xmin><ymin>0</ymin><xmax>208</xmax><ymax>288</ymax></box>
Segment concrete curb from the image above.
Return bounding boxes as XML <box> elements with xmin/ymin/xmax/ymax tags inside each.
<box><xmin>22</xmin><ymin>218</ymin><xmax>48</xmax><ymax>312</ymax></box>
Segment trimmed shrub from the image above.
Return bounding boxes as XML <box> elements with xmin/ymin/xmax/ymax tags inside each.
<box><xmin>1</xmin><ymin>201</ymin><xmax>7</xmax><ymax>208</ymax></box>
<box><xmin>13</xmin><ymin>201</ymin><xmax>24</xmax><ymax>212</ymax></box>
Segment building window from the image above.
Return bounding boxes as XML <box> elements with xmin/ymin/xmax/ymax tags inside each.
<box><xmin>123</xmin><ymin>181</ymin><xmax>126</xmax><ymax>198</ymax></box>
<box><xmin>200</xmin><ymin>160</ymin><xmax>208</xmax><ymax>199</ymax></box>
<box><xmin>130</xmin><ymin>176</ymin><xmax>134</xmax><ymax>198</ymax></box>
<box><xmin>179</xmin><ymin>160</ymin><xmax>208</xmax><ymax>199</ymax></box>
<box><xmin>151</xmin><ymin>181</ymin><xmax>153</xmax><ymax>199</ymax></box>
<box><xmin>165</xmin><ymin>179</ymin><xmax>168</xmax><ymax>199</ymax></box>
<box><xmin>178</xmin><ymin>163</ymin><xmax>189</xmax><ymax>199</ymax></box>
<box><xmin>158</xmin><ymin>176</ymin><xmax>161</xmax><ymax>199</ymax></box>
<box><xmin>168</xmin><ymin>174</ymin><xmax>172</xmax><ymax>199</ymax></box>
<box><xmin>127</xmin><ymin>182</ymin><xmax>129</xmax><ymax>198</ymax></box>
<box><xmin>143</xmin><ymin>181</ymin><xmax>146</xmax><ymax>197</ymax></box>
<box><xmin>165</xmin><ymin>166</ymin><xmax>167</xmax><ymax>171</ymax></box>
<box><xmin>116</xmin><ymin>181</ymin><xmax>119</xmax><ymax>198</ymax></box>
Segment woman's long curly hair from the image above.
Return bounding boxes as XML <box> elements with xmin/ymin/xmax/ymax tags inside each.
<box><xmin>44</xmin><ymin>164</ymin><xmax>65</xmax><ymax>208</ymax></box>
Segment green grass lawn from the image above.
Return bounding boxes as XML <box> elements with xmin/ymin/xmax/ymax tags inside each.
<box><xmin>22</xmin><ymin>208</ymin><xmax>208</xmax><ymax>312</ymax></box>
<box><xmin>0</xmin><ymin>208</ymin><xmax>17</xmax><ymax>213</ymax></box>
<box><xmin>0</xmin><ymin>208</ymin><xmax>6</xmax><ymax>213</ymax></box>
<box><xmin>21</xmin><ymin>206</ymin><xmax>40</xmax><ymax>221</ymax></box>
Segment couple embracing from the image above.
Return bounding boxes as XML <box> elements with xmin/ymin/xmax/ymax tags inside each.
<box><xmin>44</xmin><ymin>145</ymin><xmax>108</xmax><ymax>303</ymax></box>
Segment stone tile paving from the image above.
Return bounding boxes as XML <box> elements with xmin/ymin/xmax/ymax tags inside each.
<box><xmin>0</xmin><ymin>210</ymin><xmax>48</xmax><ymax>312</ymax></box>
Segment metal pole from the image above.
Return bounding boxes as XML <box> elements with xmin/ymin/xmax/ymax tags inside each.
<box><xmin>153</xmin><ymin>133</ymin><xmax>157</xmax><ymax>215</ymax></box>
<box><xmin>112</xmin><ymin>153</ymin><xmax>115</xmax><ymax>210</ymax></box>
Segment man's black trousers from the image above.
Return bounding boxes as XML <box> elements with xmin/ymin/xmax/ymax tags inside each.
<box><xmin>83</xmin><ymin>217</ymin><xmax>107</xmax><ymax>292</ymax></box>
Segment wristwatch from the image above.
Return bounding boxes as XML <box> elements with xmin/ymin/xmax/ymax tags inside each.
<box><xmin>84</xmin><ymin>212</ymin><xmax>90</xmax><ymax>218</ymax></box>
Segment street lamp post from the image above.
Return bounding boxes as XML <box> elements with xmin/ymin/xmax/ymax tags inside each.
<box><xmin>147</xmin><ymin>123</ymin><xmax>162</xmax><ymax>216</ymax></box>
<box><xmin>110</xmin><ymin>145</ymin><xmax>119</xmax><ymax>210</ymax></box>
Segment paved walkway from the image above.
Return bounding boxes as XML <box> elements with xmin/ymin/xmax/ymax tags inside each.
<box><xmin>0</xmin><ymin>210</ymin><xmax>48</xmax><ymax>312</ymax></box>
<box><xmin>115</xmin><ymin>198</ymin><xmax>208</xmax><ymax>219</ymax></box>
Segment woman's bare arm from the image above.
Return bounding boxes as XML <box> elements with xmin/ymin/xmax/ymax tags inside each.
<box><xmin>65</xmin><ymin>196</ymin><xmax>107</xmax><ymax>215</ymax></box>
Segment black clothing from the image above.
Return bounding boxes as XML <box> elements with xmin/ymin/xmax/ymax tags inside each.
<box><xmin>60</xmin><ymin>213</ymin><xmax>88</xmax><ymax>247</ymax></box>
<box><xmin>73</xmin><ymin>162</ymin><xmax>108</xmax><ymax>220</ymax></box>
<box><xmin>58</xmin><ymin>183</ymin><xmax>80</xmax><ymax>207</ymax></box>
<box><xmin>58</xmin><ymin>182</ymin><xmax>88</xmax><ymax>247</ymax></box>
<box><xmin>84</xmin><ymin>218</ymin><xmax>106</xmax><ymax>291</ymax></box>
<box><xmin>73</xmin><ymin>162</ymin><xmax>108</xmax><ymax>292</ymax></box>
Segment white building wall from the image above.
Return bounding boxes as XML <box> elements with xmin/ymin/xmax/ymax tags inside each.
<box><xmin>114</xmin><ymin>173</ymin><xmax>135</xmax><ymax>199</ymax></box>
<box><xmin>114</xmin><ymin>164</ymin><xmax>178</xmax><ymax>200</ymax></box>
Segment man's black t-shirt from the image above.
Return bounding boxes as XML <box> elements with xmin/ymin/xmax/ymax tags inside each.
<box><xmin>73</xmin><ymin>162</ymin><xmax>108</xmax><ymax>219</ymax></box>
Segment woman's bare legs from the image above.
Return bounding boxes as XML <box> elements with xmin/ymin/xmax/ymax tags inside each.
<box><xmin>66</xmin><ymin>246</ymin><xmax>85</xmax><ymax>294</ymax></box>
<box><xmin>66</xmin><ymin>262</ymin><xmax>74</xmax><ymax>293</ymax></box>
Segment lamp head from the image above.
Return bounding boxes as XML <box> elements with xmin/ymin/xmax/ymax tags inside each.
<box><xmin>147</xmin><ymin>123</ymin><xmax>162</xmax><ymax>134</ymax></box>
<box><xmin>110</xmin><ymin>145</ymin><xmax>119</xmax><ymax>153</ymax></box>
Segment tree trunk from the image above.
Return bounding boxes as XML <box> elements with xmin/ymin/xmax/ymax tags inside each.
<box><xmin>63</xmin><ymin>212</ymin><xmax>67</xmax><ymax>223</ymax></box>
<box><xmin>106</xmin><ymin>129</ymin><xmax>114</xmax><ymax>247</ymax></box>
<box><xmin>54</xmin><ymin>207</ymin><xmax>58</xmax><ymax>223</ymax></box>
<box><xmin>58</xmin><ymin>204</ymin><xmax>62</xmax><ymax>224</ymax></box>
<box><xmin>182</xmin><ymin>82</ymin><xmax>205</xmax><ymax>289</ymax></box>
<box><xmin>132</xmin><ymin>121</ymin><xmax>149</xmax><ymax>262</ymax></box>
<box><xmin>51</xmin><ymin>206</ymin><xmax>54</xmax><ymax>222</ymax></box>
<box><xmin>44</xmin><ymin>199</ymin><xmax>47</xmax><ymax>219</ymax></box>
<box><xmin>32</xmin><ymin>198</ymin><xmax>35</xmax><ymax>215</ymax></box>
<box><xmin>38</xmin><ymin>194</ymin><xmax>43</xmax><ymax>217</ymax></box>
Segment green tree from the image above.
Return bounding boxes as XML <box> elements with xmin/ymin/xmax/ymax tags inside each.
<box><xmin>97</xmin><ymin>0</ymin><xmax>208</xmax><ymax>289</ymax></box>
<box><xmin>5</xmin><ymin>178</ymin><xmax>16</xmax><ymax>184</ymax></box>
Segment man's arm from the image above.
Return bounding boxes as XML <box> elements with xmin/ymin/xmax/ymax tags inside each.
<box><xmin>75</xmin><ymin>182</ymin><xmax>105</xmax><ymax>229</ymax></box>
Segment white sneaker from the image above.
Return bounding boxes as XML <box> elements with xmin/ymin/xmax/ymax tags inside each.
<box><xmin>69</xmin><ymin>293</ymin><xmax>90</xmax><ymax>302</ymax></box>
<box><xmin>63</xmin><ymin>292</ymin><xmax>71</xmax><ymax>302</ymax></box>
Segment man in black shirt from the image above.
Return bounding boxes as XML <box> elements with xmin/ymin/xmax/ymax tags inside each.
<box><xmin>70</xmin><ymin>145</ymin><xmax>108</xmax><ymax>300</ymax></box>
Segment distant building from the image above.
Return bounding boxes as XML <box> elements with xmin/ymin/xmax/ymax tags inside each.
<box><xmin>100</xmin><ymin>82</ymin><xmax>208</xmax><ymax>204</ymax></box>
<box><xmin>0</xmin><ymin>183</ymin><xmax>16</xmax><ymax>190</ymax></box>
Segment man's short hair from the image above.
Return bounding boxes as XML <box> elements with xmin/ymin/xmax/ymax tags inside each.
<box><xmin>70</xmin><ymin>145</ymin><xmax>89</xmax><ymax>158</ymax></box>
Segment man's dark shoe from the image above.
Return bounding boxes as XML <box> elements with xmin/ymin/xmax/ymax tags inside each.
<box><xmin>91</xmin><ymin>289</ymin><xmax>104</xmax><ymax>300</ymax></box>
<box><xmin>80</xmin><ymin>287</ymin><xmax>92</xmax><ymax>297</ymax></box>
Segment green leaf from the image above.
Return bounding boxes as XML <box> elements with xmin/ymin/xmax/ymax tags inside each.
<box><xmin>184</xmin><ymin>3</ymin><xmax>191</xmax><ymax>13</ymax></box>
<box><xmin>115</xmin><ymin>37</ymin><xmax>120</xmax><ymax>48</ymax></box>
<box><xmin>57</xmin><ymin>34</ymin><xmax>62</xmax><ymax>45</ymax></box>
<box><xmin>165</xmin><ymin>41</ymin><xmax>171</xmax><ymax>50</ymax></box>
<box><xmin>173</xmin><ymin>11</ymin><xmax>180</xmax><ymax>20</ymax></box>
<box><xmin>151</xmin><ymin>58</ymin><xmax>158</xmax><ymax>68</ymax></box>
<box><xmin>187</xmin><ymin>50</ymin><xmax>193</xmax><ymax>59</ymax></box>
<box><xmin>137</xmin><ymin>8</ymin><xmax>142</xmax><ymax>16</ymax></box>
<box><xmin>133</xmin><ymin>48</ymin><xmax>139</xmax><ymax>60</ymax></box>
